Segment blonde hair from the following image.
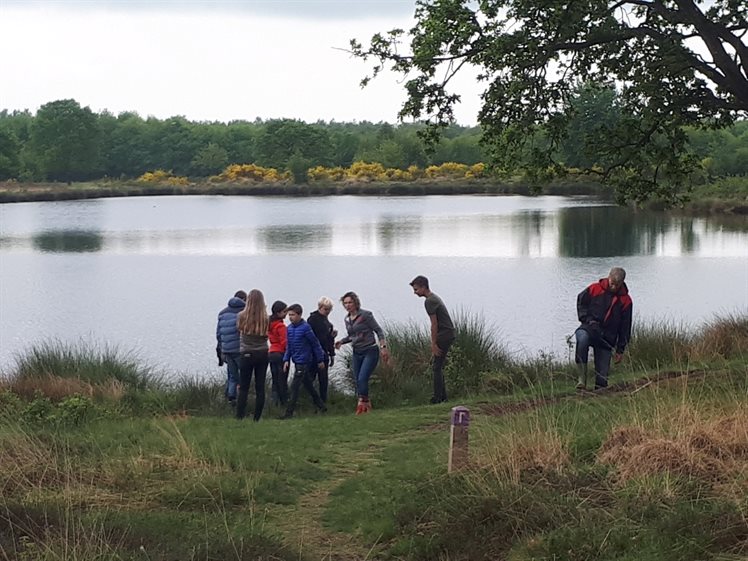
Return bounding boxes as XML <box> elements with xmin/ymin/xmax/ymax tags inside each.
<box><xmin>318</xmin><ymin>296</ymin><xmax>333</xmax><ymax>309</ymax></box>
<box><xmin>237</xmin><ymin>289</ymin><xmax>269</xmax><ymax>335</ymax></box>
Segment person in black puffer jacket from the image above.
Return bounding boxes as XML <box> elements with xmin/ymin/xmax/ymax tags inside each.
<box><xmin>307</xmin><ymin>296</ymin><xmax>337</xmax><ymax>404</ymax></box>
<box><xmin>575</xmin><ymin>267</ymin><xmax>633</xmax><ymax>390</ymax></box>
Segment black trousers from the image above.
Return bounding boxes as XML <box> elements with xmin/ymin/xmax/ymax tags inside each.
<box><xmin>309</xmin><ymin>353</ymin><xmax>329</xmax><ymax>403</ymax></box>
<box><xmin>237</xmin><ymin>351</ymin><xmax>268</xmax><ymax>421</ymax></box>
<box><xmin>284</xmin><ymin>363</ymin><xmax>325</xmax><ymax>416</ymax></box>
<box><xmin>432</xmin><ymin>339</ymin><xmax>454</xmax><ymax>402</ymax></box>
<box><xmin>268</xmin><ymin>351</ymin><xmax>288</xmax><ymax>405</ymax></box>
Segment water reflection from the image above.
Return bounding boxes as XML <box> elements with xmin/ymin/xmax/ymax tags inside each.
<box><xmin>256</xmin><ymin>225</ymin><xmax>332</xmax><ymax>252</ymax></box>
<box><xmin>32</xmin><ymin>230</ymin><xmax>103</xmax><ymax>253</ymax></box>
<box><xmin>1</xmin><ymin>195</ymin><xmax>746</xmax><ymax>375</ymax></box>
<box><xmin>1</xmin><ymin>197</ymin><xmax>745</xmax><ymax>259</ymax></box>
<box><xmin>557</xmin><ymin>207</ymin><xmax>718</xmax><ymax>257</ymax></box>
<box><xmin>376</xmin><ymin>216</ymin><xmax>423</xmax><ymax>254</ymax></box>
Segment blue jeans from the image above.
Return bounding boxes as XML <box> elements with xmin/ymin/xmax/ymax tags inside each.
<box><xmin>352</xmin><ymin>347</ymin><xmax>379</xmax><ymax>397</ymax></box>
<box><xmin>224</xmin><ymin>352</ymin><xmax>240</xmax><ymax>401</ymax></box>
<box><xmin>575</xmin><ymin>328</ymin><xmax>612</xmax><ymax>388</ymax></box>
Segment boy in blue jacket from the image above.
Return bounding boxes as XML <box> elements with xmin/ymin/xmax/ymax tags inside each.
<box><xmin>281</xmin><ymin>304</ymin><xmax>327</xmax><ymax>419</ymax></box>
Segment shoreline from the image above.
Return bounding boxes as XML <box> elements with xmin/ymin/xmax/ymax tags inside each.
<box><xmin>1</xmin><ymin>179</ymin><xmax>747</xmax><ymax>215</ymax></box>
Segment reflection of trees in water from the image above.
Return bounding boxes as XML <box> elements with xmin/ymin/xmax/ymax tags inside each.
<box><xmin>468</xmin><ymin>211</ymin><xmax>549</xmax><ymax>256</ymax></box>
<box><xmin>515</xmin><ymin>210</ymin><xmax>546</xmax><ymax>256</ymax></box>
<box><xmin>257</xmin><ymin>225</ymin><xmax>332</xmax><ymax>252</ymax></box>
<box><xmin>558</xmin><ymin>207</ymin><xmax>677</xmax><ymax>257</ymax></box>
<box><xmin>33</xmin><ymin>230</ymin><xmax>103</xmax><ymax>253</ymax></box>
<box><xmin>679</xmin><ymin>217</ymin><xmax>699</xmax><ymax>254</ymax></box>
<box><xmin>377</xmin><ymin>216</ymin><xmax>423</xmax><ymax>254</ymax></box>
<box><xmin>701</xmin><ymin>215</ymin><xmax>748</xmax><ymax>234</ymax></box>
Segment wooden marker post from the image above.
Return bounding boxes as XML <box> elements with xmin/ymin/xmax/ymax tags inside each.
<box><xmin>448</xmin><ymin>406</ymin><xmax>470</xmax><ymax>473</ymax></box>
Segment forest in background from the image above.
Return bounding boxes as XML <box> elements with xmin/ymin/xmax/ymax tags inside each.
<box><xmin>0</xmin><ymin>91</ymin><xmax>746</xmax><ymax>187</ymax></box>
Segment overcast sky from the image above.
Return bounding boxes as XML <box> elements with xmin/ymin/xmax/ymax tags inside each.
<box><xmin>0</xmin><ymin>0</ymin><xmax>482</xmax><ymax>124</ymax></box>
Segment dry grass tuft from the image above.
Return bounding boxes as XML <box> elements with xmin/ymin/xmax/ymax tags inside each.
<box><xmin>690</xmin><ymin>313</ymin><xmax>748</xmax><ymax>361</ymax></box>
<box><xmin>597</xmin><ymin>426</ymin><xmax>647</xmax><ymax>464</ymax></box>
<box><xmin>604</xmin><ymin>438</ymin><xmax>724</xmax><ymax>481</ymax></box>
<box><xmin>8</xmin><ymin>374</ymin><xmax>126</xmax><ymax>402</ymax></box>
<box><xmin>0</xmin><ymin>427</ymin><xmax>66</xmax><ymax>496</ymax></box>
<box><xmin>598</xmin><ymin>412</ymin><xmax>748</xmax><ymax>487</ymax></box>
<box><xmin>477</xmin><ymin>426</ymin><xmax>571</xmax><ymax>484</ymax></box>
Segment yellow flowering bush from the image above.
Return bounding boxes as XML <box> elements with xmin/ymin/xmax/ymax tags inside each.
<box><xmin>465</xmin><ymin>163</ymin><xmax>486</xmax><ymax>179</ymax></box>
<box><xmin>307</xmin><ymin>166</ymin><xmax>347</xmax><ymax>182</ymax></box>
<box><xmin>212</xmin><ymin>164</ymin><xmax>287</xmax><ymax>183</ymax></box>
<box><xmin>425</xmin><ymin>162</ymin><xmax>469</xmax><ymax>179</ymax></box>
<box><xmin>407</xmin><ymin>165</ymin><xmax>425</xmax><ymax>180</ymax></box>
<box><xmin>385</xmin><ymin>168</ymin><xmax>414</xmax><ymax>181</ymax></box>
<box><xmin>347</xmin><ymin>161</ymin><xmax>386</xmax><ymax>181</ymax></box>
<box><xmin>136</xmin><ymin>170</ymin><xmax>189</xmax><ymax>185</ymax></box>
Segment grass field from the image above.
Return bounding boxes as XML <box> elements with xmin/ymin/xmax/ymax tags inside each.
<box><xmin>1</xmin><ymin>314</ymin><xmax>746</xmax><ymax>560</ymax></box>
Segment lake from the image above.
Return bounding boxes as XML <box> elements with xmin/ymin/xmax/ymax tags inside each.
<box><xmin>1</xmin><ymin>194</ymin><xmax>746</xmax><ymax>377</ymax></box>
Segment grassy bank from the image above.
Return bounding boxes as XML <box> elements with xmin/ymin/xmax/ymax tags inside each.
<box><xmin>3</xmin><ymin>176</ymin><xmax>748</xmax><ymax>216</ymax></box>
<box><xmin>1</xmin><ymin>313</ymin><xmax>746</xmax><ymax>560</ymax></box>
<box><xmin>0</xmin><ymin>176</ymin><xmax>612</xmax><ymax>204</ymax></box>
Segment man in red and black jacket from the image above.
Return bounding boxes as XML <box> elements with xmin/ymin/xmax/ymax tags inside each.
<box><xmin>575</xmin><ymin>267</ymin><xmax>633</xmax><ymax>390</ymax></box>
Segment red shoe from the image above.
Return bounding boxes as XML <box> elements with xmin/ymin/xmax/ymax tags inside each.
<box><xmin>357</xmin><ymin>397</ymin><xmax>371</xmax><ymax>414</ymax></box>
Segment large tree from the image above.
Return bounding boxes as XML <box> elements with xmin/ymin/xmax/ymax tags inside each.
<box><xmin>30</xmin><ymin>99</ymin><xmax>101</xmax><ymax>183</ymax></box>
<box><xmin>351</xmin><ymin>0</ymin><xmax>748</xmax><ymax>203</ymax></box>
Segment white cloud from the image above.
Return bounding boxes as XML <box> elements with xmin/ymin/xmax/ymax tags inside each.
<box><xmin>0</xmin><ymin>2</ymin><xmax>482</xmax><ymax>124</ymax></box>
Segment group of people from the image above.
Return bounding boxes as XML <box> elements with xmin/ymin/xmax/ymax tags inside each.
<box><xmin>215</xmin><ymin>268</ymin><xmax>633</xmax><ymax>421</ymax></box>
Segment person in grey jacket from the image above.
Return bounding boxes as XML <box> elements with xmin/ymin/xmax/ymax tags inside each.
<box><xmin>215</xmin><ymin>290</ymin><xmax>246</xmax><ymax>404</ymax></box>
<box><xmin>335</xmin><ymin>291</ymin><xmax>389</xmax><ymax>415</ymax></box>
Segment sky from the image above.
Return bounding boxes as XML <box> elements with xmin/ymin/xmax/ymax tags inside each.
<box><xmin>0</xmin><ymin>0</ymin><xmax>483</xmax><ymax>124</ymax></box>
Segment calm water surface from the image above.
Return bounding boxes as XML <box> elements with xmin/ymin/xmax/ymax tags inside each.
<box><xmin>1</xmin><ymin>195</ymin><xmax>746</xmax><ymax>376</ymax></box>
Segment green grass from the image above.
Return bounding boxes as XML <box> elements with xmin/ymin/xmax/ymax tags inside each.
<box><xmin>1</xmin><ymin>314</ymin><xmax>747</xmax><ymax>559</ymax></box>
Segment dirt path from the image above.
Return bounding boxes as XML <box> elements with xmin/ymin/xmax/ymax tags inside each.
<box><xmin>266</xmin><ymin>369</ymin><xmax>711</xmax><ymax>559</ymax></box>
<box><xmin>479</xmin><ymin>369</ymin><xmax>707</xmax><ymax>417</ymax></box>
<box><xmin>266</xmin><ymin>442</ymin><xmax>398</xmax><ymax>561</ymax></box>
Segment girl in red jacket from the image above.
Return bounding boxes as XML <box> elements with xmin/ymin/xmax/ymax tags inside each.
<box><xmin>268</xmin><ymin>300</ymin><xmax>288</xmax><ymax>406</ymax></box>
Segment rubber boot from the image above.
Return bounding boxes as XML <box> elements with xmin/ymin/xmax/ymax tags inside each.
<box><xmin>576</xmin><ymin>362</ymin><xmax>587</xmax><ymax>390</ymax></box>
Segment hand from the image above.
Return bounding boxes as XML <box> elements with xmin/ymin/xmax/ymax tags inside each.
<box><xmin>329</xmin><ymin>356</ymin><xmax>335</xmax><ymax>367</ymax></box>
<box><xmin>614</xmin><ymin>352</ymin><xmax>623</xmax><ymax>364</ymax></box>
<box><xmin>334</xmin><ymin>340</ymin><xmax>342</xmax><ymax>350</ymax></box>
<box><xmin>216</xmin><ymin>345</ymin><xmax>224</xmax><ymax>366</ymax></box>
<box><xmin>380</xmin><ymin>347</ymin><xmax>391</xmax><ymax>365</ymax></box>
<box><xmin>432</xmin><ymin>344</ymin><xmax>443</xmax><ymax>357</ymax></box>
<box><xmin>283</xmin><ymin>361</ymin><xmax>290</xmax><ymax>373</ymax></box>
<box><xmin>317</xmin><ymin>362</ymin><xmax>325</xmax><ymax>370</ymax></box>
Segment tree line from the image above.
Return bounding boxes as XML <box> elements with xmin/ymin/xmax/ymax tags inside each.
<box><xmin>0</xmin><ymin>95</ymin><xmax>746</xmax><ymax>186</ymax></box>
